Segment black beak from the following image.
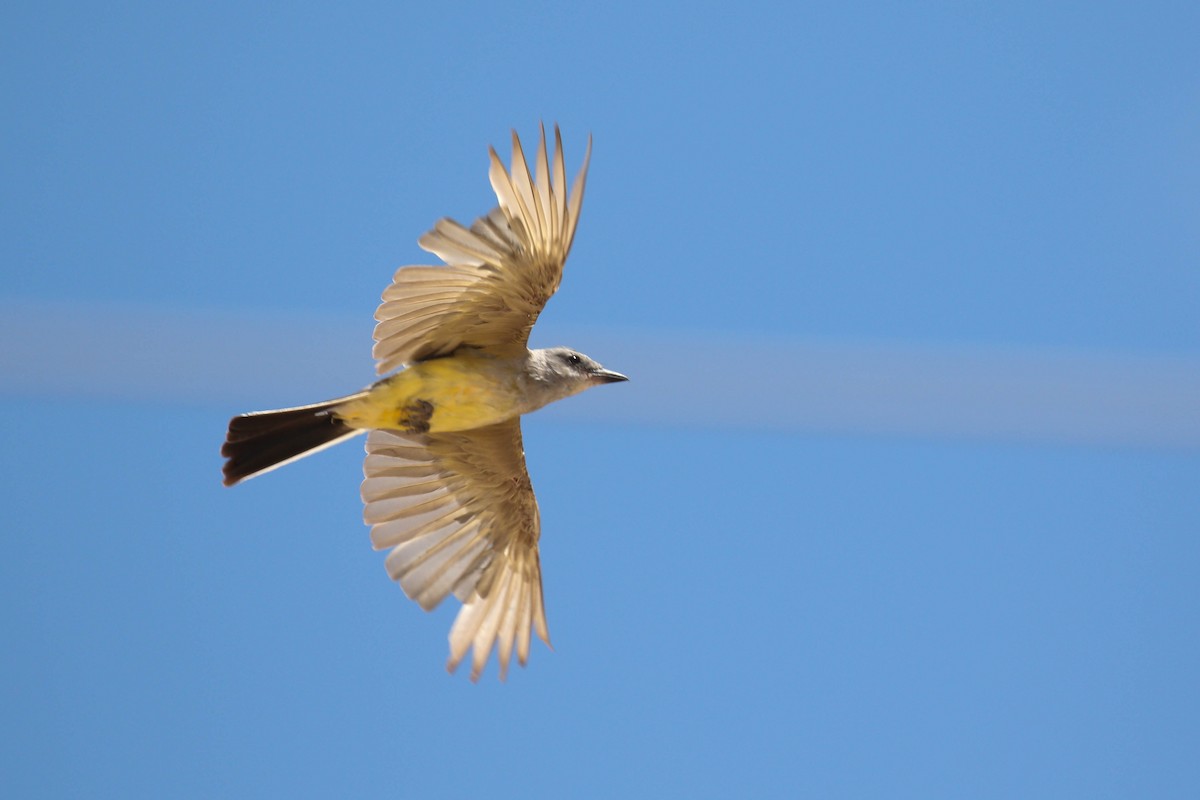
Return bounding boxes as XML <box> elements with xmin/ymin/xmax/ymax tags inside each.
<box><xmin>591</xmin><ymin>368</ymin><xmax>629</xmax><ymax>384</ymax></box>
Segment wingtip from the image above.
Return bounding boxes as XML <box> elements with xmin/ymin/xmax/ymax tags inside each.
<box><xmin>446</xmin><ymin>655</ymin><xmax>486</xmax><ymax>684</ymax></box>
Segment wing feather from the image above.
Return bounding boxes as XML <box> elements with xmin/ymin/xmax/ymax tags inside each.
<box><xmin>362</xmin><ymin>421</ymin><xmax>549</xmax><ymax>681</ymax></box>
<box><xmin>470</xmin><ymin>207</ymin><xmax>523</xmax><ymax>253</ymax></box>
<box><xmin>552</xmin><ymin>126</ymin><xmax>568</xmax><ymax>252</ymax></box>
<box><xmin>534</xmin><ymin>123</ymin><xmax>553</xmax><ymax>248</ymax></box>
<box><xmin>507</xmin><ymin>131</ymin><xmax>541</xmax><ymax>245</ymax></box>
<box><xmin>564</xmin><ymin>135</ymin><xmax>592</xmax><ymax>255</ymax></box>
<box><xmin>417</xmin><ymin>218</ymin><xmax>507</xmax><ymax>268</ymax></box>
<box><xmin>372</xmin><ymin>126</ymin><xmax>590</xmax><ymax>373</ymax></box>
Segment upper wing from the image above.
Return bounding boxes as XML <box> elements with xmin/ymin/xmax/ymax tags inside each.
<box><xmin>373</xmin><ymin>125</ymin><xmax>591</xmax><ymax>374</ymax></box>
<box><xmin>361</xmin><ymin>420</ymin><xmax>550</xmax><ymax>681</ymax></box>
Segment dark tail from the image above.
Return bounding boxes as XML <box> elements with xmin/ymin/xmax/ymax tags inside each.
<box><xmin>221</xmin><ymin>395</ymin><xmax>365</xmax><ymax>487</ymax></box>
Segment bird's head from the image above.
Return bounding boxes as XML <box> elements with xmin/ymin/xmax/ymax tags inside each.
<box><xmin>528</xmin><ymin>346</ymin><xmax>628</xmax><ymax>403</ymax></box>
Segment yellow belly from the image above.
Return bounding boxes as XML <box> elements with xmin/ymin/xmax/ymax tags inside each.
<box><xmin>335</xmin><ymin>351</ymin><xmax>524</xmax><ymax>434</ymax></box>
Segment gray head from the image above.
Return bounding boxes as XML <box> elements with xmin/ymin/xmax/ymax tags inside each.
<box><xmin>523</xmin><ymin>346</ymin><xmax>628</xmax><ymax>410</ymax></box>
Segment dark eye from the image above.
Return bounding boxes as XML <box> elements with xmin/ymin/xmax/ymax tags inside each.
<box><xmin>567</xmin><ymin>354</ymin><xmax>581</xmax><ymax>366</ymax></box>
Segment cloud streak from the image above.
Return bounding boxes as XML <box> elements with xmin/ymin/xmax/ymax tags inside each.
<box><xmin>3</xmin><ymin>300</ymin><xmax>1198</xmax><ymax>448</ymax></box>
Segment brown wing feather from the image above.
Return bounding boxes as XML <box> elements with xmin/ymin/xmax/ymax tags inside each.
<box><xmin>372</xmin><ymin>125</ymin><xmax>592</xmax><ymax>374</ymax></box>
<box><xmin>361</xmin><ymin>420</ymin><xmax>549</xmax><ymax>681</ymax></box>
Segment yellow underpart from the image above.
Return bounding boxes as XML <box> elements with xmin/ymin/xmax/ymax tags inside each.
<box><xmin>336</xmin><ymin>350</ymin><xmax>525</xmax><ymax>434</ymax></box>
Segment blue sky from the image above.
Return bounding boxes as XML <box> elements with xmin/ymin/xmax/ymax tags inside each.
<box><xmin>2</xmin><ymin>2</ymin><xmax>1198</xmax><ymax>798</ymax></box>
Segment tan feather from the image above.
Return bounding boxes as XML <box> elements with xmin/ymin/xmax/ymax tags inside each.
<box><xmin>372</xmin><ymin>125</ymin><xmax>591</xmax><ymax>374</ymax></box>
<box><xmin>362</xmin><ymin>421</ymin><xmax>548</xmax><ymax>681</ymax></box>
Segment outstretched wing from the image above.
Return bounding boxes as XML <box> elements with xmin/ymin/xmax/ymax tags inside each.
<box><xmin>373</xmin><ymin>125</ymin><xmax>591</xmax><ymax>374</ymax></box>
<box><xmin>361</xmin><ymin>421</ymin><xmax>550</xmax><ymax>681</ymax></box>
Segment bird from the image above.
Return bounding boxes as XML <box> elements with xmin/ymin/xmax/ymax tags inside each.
<box><xmin>220</xmin><ymin>126</ymin><xmax>626</xmax><ymax>681</ymax></box>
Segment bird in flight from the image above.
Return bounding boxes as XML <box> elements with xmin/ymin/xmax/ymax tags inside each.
<box><xmin>221</xmin><ymin>126</ymin><xmax>626</xmax><ymax>681</ymax></box>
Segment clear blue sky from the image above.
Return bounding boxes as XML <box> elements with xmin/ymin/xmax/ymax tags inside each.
<box><xmin>2</xmin><ymin>2</ymin><xmax>1198</xmax><ymax>797</ymax></box>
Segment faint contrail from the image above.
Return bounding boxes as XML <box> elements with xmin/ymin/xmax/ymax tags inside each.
<box><xmin>2</xmin><ymin>299</ymin><xmax>1198</xmax><ymax>448</ymax></box>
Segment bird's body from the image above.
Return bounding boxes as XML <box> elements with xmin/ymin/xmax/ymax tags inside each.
<box><xmin>340</xmin><ymin>349</ymin><xmax>528</xmax><ymax>434</ymax></box>
<box><xmin>222</xmin><ymin>126</ymin><xmax>625</xmax><ymax>681</ymax></box>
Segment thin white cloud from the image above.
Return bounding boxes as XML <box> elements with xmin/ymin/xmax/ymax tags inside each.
<box><xmin>3</xmin><ymin>299</ymin><xmax>1198</xmax><ymax>448</ymax></box>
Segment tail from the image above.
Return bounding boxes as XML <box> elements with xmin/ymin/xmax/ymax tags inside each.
<box><xmin>221</xmin><ymin>394</ymin><xmax>366</xmax><ymax>487</ymax></box>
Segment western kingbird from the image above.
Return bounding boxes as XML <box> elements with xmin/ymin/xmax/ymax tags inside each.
<box><xmin>221</xmin><ymin>126</ymin><xmax>626</xmax><ymax>681</ymax></box>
